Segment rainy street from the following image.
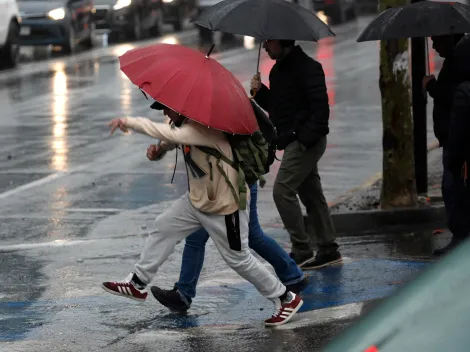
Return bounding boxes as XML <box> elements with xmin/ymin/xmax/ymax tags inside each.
<box><xmin>0</xmin><ymin>17</ymin><xmax>440</xmax><ymax>352</ymax></box>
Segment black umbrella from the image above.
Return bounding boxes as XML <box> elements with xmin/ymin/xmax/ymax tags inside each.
<box><xmin>191</xmin><ymin>0</ymin><xmax>335</xmax><ymax>42</ymax></box>
<box><xmin>357</xmin><ymin>1</ymin><xmax>470</xmax><ymax>42</ymax></box>
<box><xmin>191</xmin><ymin>0</ymin><xmax>335</xmax><ymax>96</ymax></box>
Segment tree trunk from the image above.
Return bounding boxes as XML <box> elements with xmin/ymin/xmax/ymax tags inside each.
<box><xmin>379</xmin><ymin>0</ymin><xmax>418</xmax><ymax>209</ymax></box>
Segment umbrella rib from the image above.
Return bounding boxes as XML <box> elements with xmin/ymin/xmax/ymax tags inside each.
<box><xmin>179</xmin><ymin>58</ymin><xmax>207</xmax><ymax>117</ymax></box>
<box><xmin>296</xmin><ymin>8</ymin><xmax>327</xmax><ymax>41</ymax></box>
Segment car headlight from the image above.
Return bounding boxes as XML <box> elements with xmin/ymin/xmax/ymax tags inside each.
<box><xmin>114</xmin><ymin>0</ymin><xmax>132</xmax><ymax>10</ymax></box>
<box><xmin>162</xmin><ymin>0</ymin><xmax>174</xmax><ymax>3</ymax></box>
<box><xmin>48</xmin><ymin>7</ymin><xmax>66</xmax><ymax>20</ymax></box>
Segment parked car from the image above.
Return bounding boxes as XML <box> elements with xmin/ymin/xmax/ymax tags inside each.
<box><xmin>312</xmin><ymin>0</ymin><xmax>357</xmax><ymax>25</ymax></box>
<box><xmin>0</xmin><ymin>0</ymin><xmax>21</xmax><ymax>68</ymax></box>
<box><xmin>93</xmin><ymin>0</ymin><xmax>163</xmax><ymax>41</ymax></box>
<box><xmin>17</xmin><ymin>0</ymin><xmax>94</xmax><ymax>53</ymax></box>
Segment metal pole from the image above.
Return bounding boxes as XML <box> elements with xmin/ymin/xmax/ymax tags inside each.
<box><xmin>411</xmin><ymin>0</ymin><xmax>428</xmax><ymax>195</ymax></box>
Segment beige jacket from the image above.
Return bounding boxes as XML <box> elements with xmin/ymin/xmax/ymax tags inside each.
<box><xmin>125</xmin><ymin>117</ymin><xmax>247</xmax><ymax>215</ymax></box>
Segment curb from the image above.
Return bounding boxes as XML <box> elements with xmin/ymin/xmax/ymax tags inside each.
<box><xmin>331</xmin><ymin>205</ymin><xmax>445</xmax><ymax>235</ymax></box>
<box><xmin>328</xmin><ymin>140</ymin><xmax>443</xmax><ymax>235</ymax></box>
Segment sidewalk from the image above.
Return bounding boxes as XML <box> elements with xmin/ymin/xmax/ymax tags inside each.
<box><xmin>329</xmin><ymin>145</ymin><xmax>444</xmax><ymax>213</ymax></box>
<box><xmin>305</xmin><ymin>146</ymin><xmax>449</xmax><ymax>236</ymax></box>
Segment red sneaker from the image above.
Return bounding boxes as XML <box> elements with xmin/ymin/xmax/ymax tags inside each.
<box><xmin>265</xmin><ymin>292</ymin><xmax>303</xmax><ymax>327</ymax></box>
<box><xmin>102</xmin><ymin>277</ymin><xmax>148</xmax><ymax>302</ymax></box>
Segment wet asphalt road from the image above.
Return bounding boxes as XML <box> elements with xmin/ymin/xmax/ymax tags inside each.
<box><xmin>0</xmin><ymin>17</ymin><xmax>442</xmax><ymax>351</ymax></box>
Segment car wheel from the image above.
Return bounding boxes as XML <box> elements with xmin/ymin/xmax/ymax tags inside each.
<box><xmin>63</xmin><ymin>26</ymin><xmax>76</xmax><ymax>54</ymax></box>
<box><xmin>0</xmin><ymin>21</ymin><xmax>20</xmax><ymax>69</ymax></box>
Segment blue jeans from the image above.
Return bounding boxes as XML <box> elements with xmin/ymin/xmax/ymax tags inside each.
<box><xmin>175</xmin><ymin>183</ymin><xmax>304</xmax><ymax>301</ymax></box>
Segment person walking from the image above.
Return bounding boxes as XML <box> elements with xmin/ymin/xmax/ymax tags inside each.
<box><xmin>250</xmin><ymin>39</ymin><xmax>341</xmax><ymax>270</ymax></box>
<box><xmin>444</xmin><ymin>34</ymin><xmax>470</xmax><ymax>253</ymax></box>
<box><xmin>145</xmin><ymin>140</ymin><xmax>307</xmax><ymax>312</ymax></box>
<box><xmin>101</xmin><ymin>104</ymin><xmax>303</xmax><ymax>326</ymax></box>
<box><xmin>422</xmin><ymin>34</ymin><xmax>465</xmax><ymax>256</ymax></box>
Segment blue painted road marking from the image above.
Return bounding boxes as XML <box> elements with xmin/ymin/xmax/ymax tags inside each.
<box><xmin>0</xmin><ymin>258</ymin><xmax>430</xmax><ymax>341</ymax></box>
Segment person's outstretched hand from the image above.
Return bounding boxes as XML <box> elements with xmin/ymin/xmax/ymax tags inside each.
<box><xmin>108</xmin><ymin>118</ymin><xmax>128</xmax><ymax>135</ymax></box>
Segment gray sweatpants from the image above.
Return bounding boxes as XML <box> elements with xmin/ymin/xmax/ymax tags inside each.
<box><xmin>134</xmin><ymin>193</ymin><xmax>286</xmax><ymax>301</ymax></box>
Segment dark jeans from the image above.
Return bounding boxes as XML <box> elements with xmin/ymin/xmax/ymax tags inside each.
<box><xmin>443</xmin><ymin>147</ymin><xmax>470</xmax><ymax>238</ymax></box>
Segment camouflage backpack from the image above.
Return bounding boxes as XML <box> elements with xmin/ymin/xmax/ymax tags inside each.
<box><xmin>197</xmin><ymin>100</ymin><xmax>276</xmax><ymax>210</ymax></box>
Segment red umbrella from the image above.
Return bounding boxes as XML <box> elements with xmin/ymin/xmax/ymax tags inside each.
<box><xmin>119</xmin><ymin>43</ymin><xmax>258</xmax><ymax>135</ymax></box>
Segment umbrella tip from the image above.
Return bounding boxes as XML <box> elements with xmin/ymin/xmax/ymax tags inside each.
<box><xmin>205</xmin><ymin>44</ymin><xmax>215</xmax><ymax>59</ymax></box>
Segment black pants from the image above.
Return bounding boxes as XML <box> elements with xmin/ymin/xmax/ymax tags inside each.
<box><xmin>448</xmin><ymin>175</ymin><xmax>470</xmax><ymax>239</ymax></box>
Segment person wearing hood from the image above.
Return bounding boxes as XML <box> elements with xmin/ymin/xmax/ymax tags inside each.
<box><xmin>440</xmin><ymin>34</ymin><xmax>470</xmax><ymax>255</ymax></box>
<box><xmin>144</xmin><ymin>102</ymin><xmax>307</xmax><ymax>314</ymax></box>
<box><xmin>422</xmin><ymin>34</ymin><xmax>464</xmax><ymax>256</ymax></box>
<box><xmin>101</xmin><ymin>102</ymin><xmax>304</xmax><ymax>327</ymax></box>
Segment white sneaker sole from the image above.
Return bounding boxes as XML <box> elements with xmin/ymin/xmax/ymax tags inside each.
<box><xmin>265</xmin><ymin>299</ymin><xmax>304</xmax><ymax>327</ymax></box>
<box><xmin>302</xmin><ymin>258</ymin><xmax>343</xmax><ymax>270</ymax></box>
<box><xmin>101</xmin><ymin>284</ymin><xmax>146</xmax><ymax>302</ymax></box>
<box><xmin>297</xmin><ymin>256</ymin><xmax>316</xmax><ymax>267</ymax></box>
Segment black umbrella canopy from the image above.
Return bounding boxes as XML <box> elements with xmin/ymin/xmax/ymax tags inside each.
<box><xmin>357</xmin><ymin>1</ymin><xmax>470</xmax><ymax>42</ymax></box>
<box><xmin>191</xmin><ymin>0</ymin><xmax>335</xmax><ymax>41</ymax></box>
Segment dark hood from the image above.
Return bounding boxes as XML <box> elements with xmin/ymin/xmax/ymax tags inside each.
<box><xmin>453</xmin><ymin>34</ymin><xmax>470</xmax><ymax>82</ymax></box>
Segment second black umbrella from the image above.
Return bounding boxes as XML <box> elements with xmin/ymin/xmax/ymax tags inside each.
<box><xmin>357</xmin><ymin>1</ymin><xmax>470</xmax><ymax>42</ymax></box>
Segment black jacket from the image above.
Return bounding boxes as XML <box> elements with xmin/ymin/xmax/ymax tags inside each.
<box><xmin>447</xmin><ymin>35</ymin><xmax>470</xmax><ymax>178</ymax></box>
<box><xmin>426</xmin><ymin>56</ymin><xmax>459</xmax><ymax>147</ymax></box>
<box><xmin>253</xmin><ymin>46</ymin><xmax>329</xmax><ymax>150</ymax></box>
<box><xmin>448</xmin><ymin>82</ymin><xmax>470</xmax><ymax>177</ymax></box>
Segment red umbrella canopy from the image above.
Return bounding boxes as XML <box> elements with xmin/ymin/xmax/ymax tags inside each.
<box><xmin>119</xmin><ymin>43</ymin><xmax>258</xmax><ymax>135</ymax></box>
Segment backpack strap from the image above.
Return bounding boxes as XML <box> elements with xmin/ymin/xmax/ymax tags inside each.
<box><xmin>197</xmin><ymin>146</ymin><xmax>235</xmax><ymax>167</ymax></box>
<box><xmin>214</xmin><ymin>158</ymin><xmax>243</xmax><ymax>209</ymax></box>
<box><xmin>246</xmin><ymin>139</ymin><xmax>267</xmax><ymax>188</ymax></box>
<box><xmin>196</xmin><ymin>146</ymin><xmax>248</xmax><ymax>210</ymax></box>
<box><xmin>205</xmin><ymin>152</ymin><xmax>213</xmax><ymax>181</ymax></box>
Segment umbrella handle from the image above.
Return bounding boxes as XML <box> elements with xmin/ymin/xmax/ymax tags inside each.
<box><xmin>249</xmin><ymin>73</ymin><xmax>260</xmax><ymax>99</ymax></box>
<box><xmin>249</xmin><ymin>41</ymin><xmax>263</xmax><ymax>100</ymax></box>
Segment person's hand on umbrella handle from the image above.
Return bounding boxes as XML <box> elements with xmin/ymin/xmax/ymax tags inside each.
<box><xmin>250</xmin><ymin>73</ymin><xmax>262</xmax><ymax>99</ymax></box>
<box><xmin>108</xmin><ymin>118</ymin><xmax>128</xmax><ymax>135</ymax></box>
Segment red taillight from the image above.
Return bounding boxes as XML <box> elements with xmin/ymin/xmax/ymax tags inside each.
<box><xmin>364</xmin><ymin>346</ymin><xmax>379</xmax><ymax>352</ymax></box>
<box><xmin>325</xmin><ymin>0</ymin><xmax>334</xmax><ymax>4</ymax></box>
